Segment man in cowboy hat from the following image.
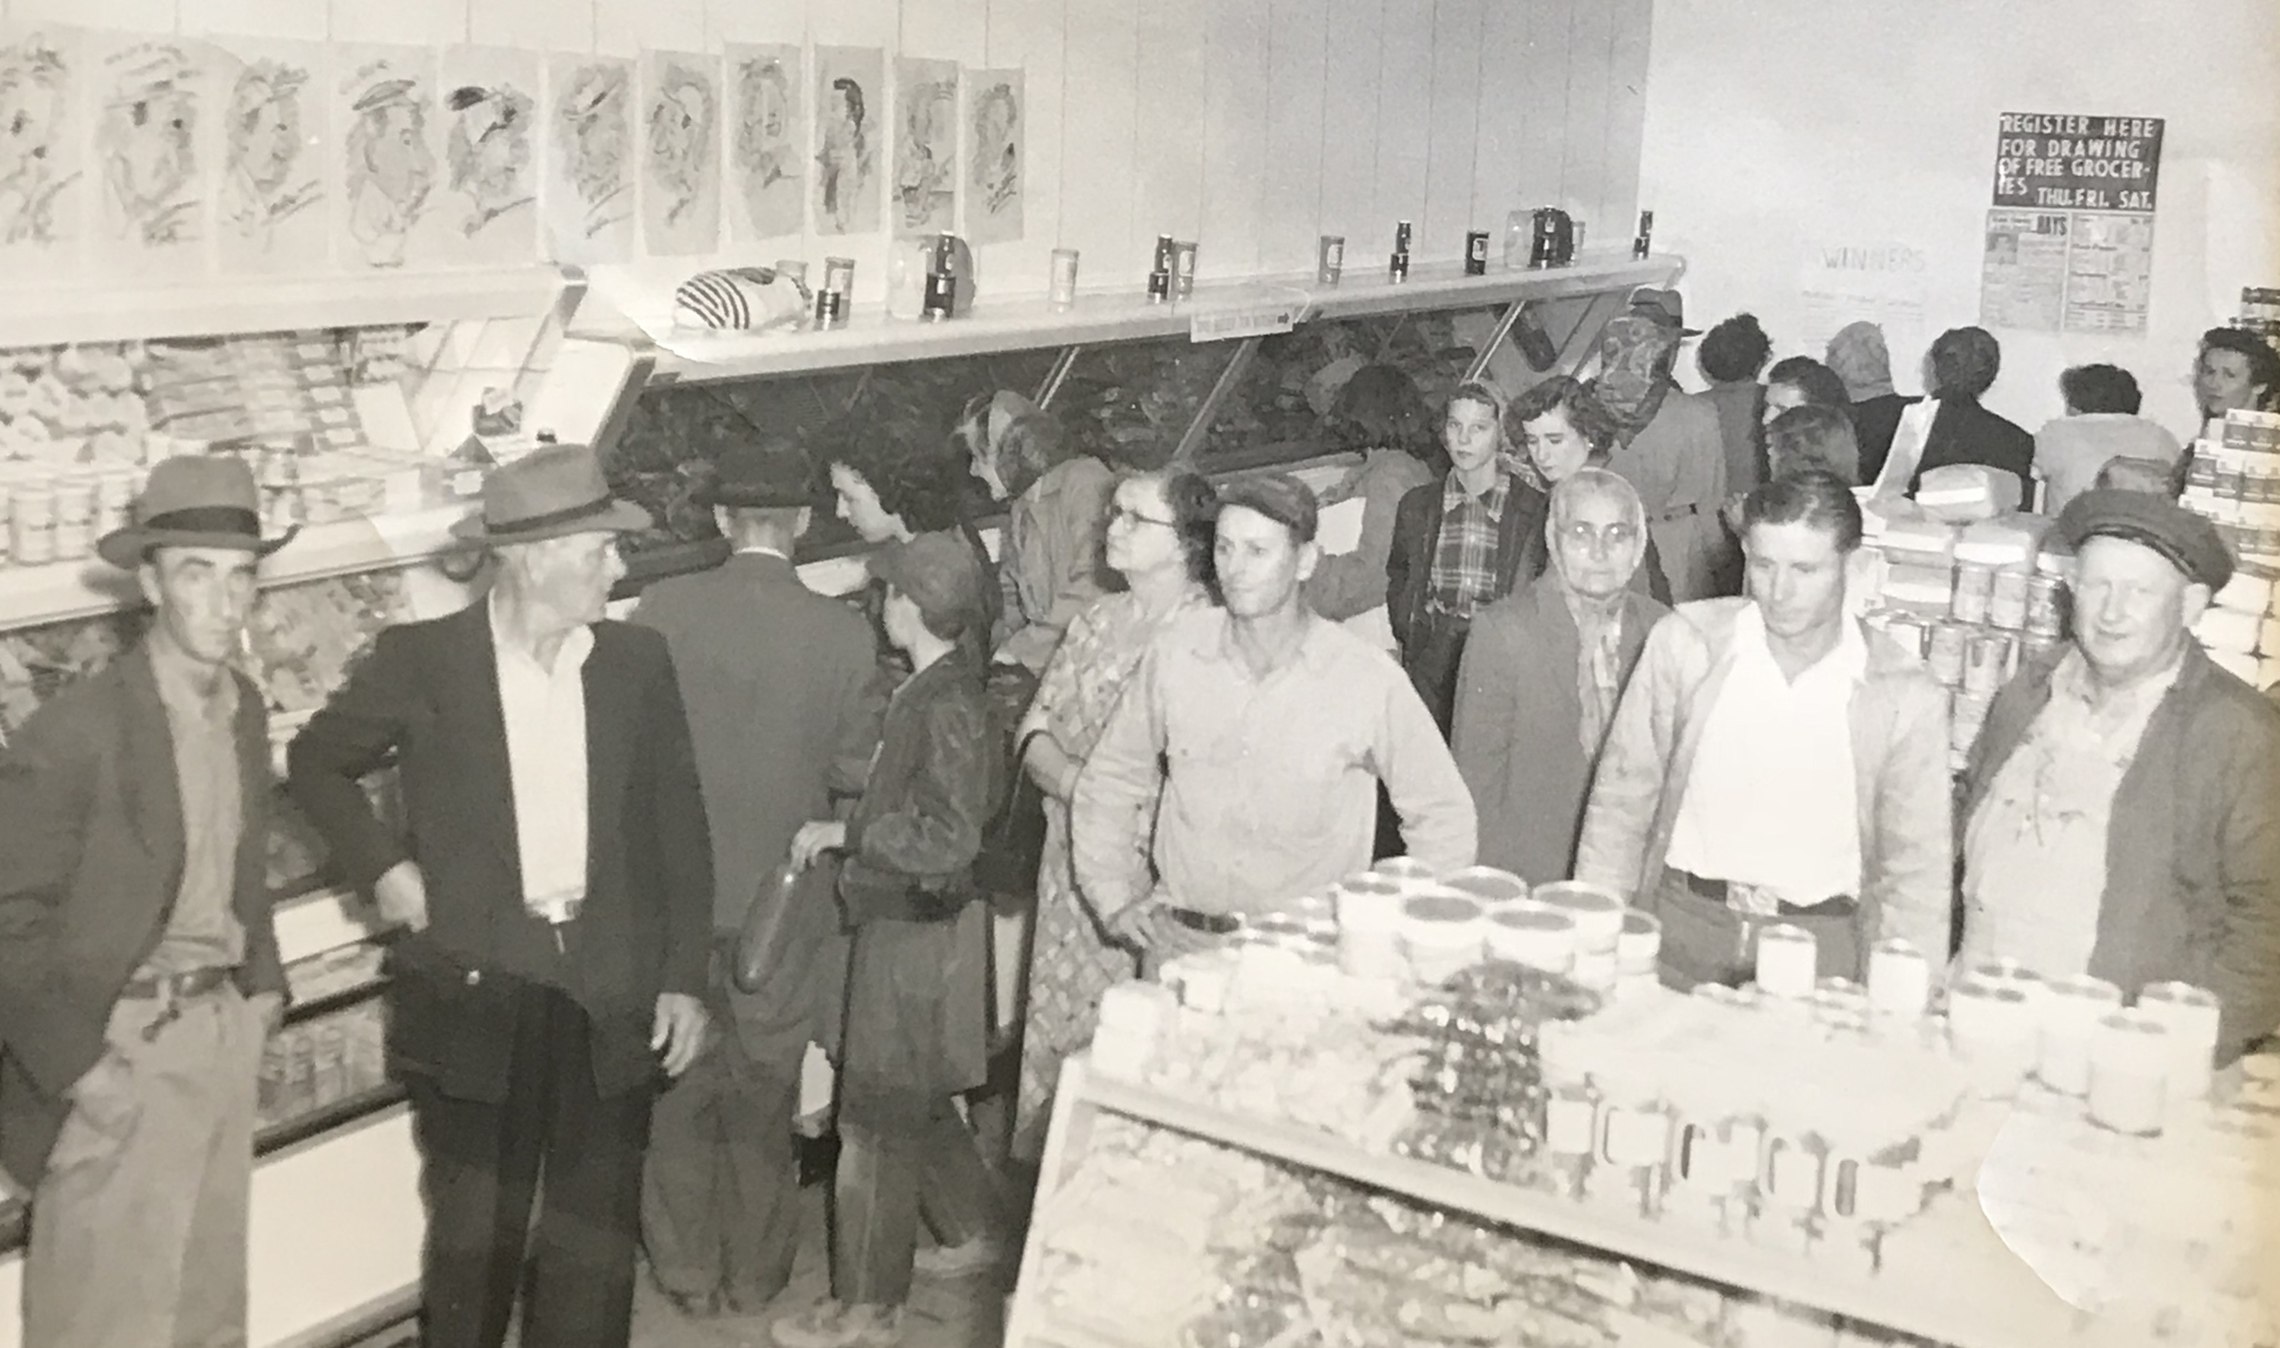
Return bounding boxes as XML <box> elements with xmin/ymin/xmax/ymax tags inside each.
<box><xmin>0</xmin><ymin>456</ymin><xmax>294</xmax><ymax>1348</ymax></box>
<box><xmin>289</xmin><ymin>443</ymin><xmax>713</xmax><ymax>1348</ymax></box>
<box><xmin>630</xmin><ymin>438</ymin><xmax>878</xmax><ymax>1319</ymax></box>
<box><xmin>1961</xmin><ymin>491</ymin><xmax>2280</xmax><ymax>1061</ymax></box>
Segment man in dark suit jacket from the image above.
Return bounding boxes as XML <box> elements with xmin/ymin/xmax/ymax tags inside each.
<box><xmin>1451</xmin><ymin>469</ymin><xmax>1669</xmax><ymax>886</ymax></box>
<box><xmin>288</xmin><ymin>444</ymin><xmax>712</xmax><ymax>1348</ymax></box>
<box><xmin>629</xmin><ymin>438</ymin><xmax>878</xmax><ymax>1317</ymax></box>
<box><xmin>0</xmin><ymin>457</ymin><xmax>291</xmax><ymax>1348</ymax></box>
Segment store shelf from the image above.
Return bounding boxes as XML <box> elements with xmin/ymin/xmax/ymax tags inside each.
<box><xmin>0</xmin><ymin>500</ymin><xmax>476</xmax><ymax>635</ymax></box>
<box><xmin>0</xmin><ymin>268</ymin><xmax>572</xmax><ymax>350</ymax></box>
<box><xmin>257</xmin><ymin>1083</ymin><xmax>408</xmax><ymax>1159</ymax></box>
<box><xmin>1064</xmin><ymin>1061</ymin><xmax>2085</xmax><ymax>1348</ymax></box>
<box><xmin>645</xmin><ymin>252</ymin><xmax>1683</xmax><ymax>386</ymax></box>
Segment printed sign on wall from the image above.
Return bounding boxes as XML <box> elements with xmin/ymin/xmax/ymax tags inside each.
<box><xmin>1983</xmin><ymin>113</ymin><xmax>2163</xmax><ymax>335</ymax></box>
<box><xmin>1992</xmin><ymin>112</ymin><xmax>2163</xmax><ymax>212</ymax></box>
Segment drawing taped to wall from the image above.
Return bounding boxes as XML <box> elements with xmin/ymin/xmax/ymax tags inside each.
<box><xmin>89</xmin><ymin>34</ymin><xmax>211</xmax><ymax>276</ymax></box>
<box><xmin>334</xmin><ymin>46</ymin><xmax>439</xmax><ymax>271</ymax></box>
<box><xmin>965</xmin><ymin>68</ymin><xmax>1022</xmax><ymax>246</ymax></box>
<box><xmin>892</xmin><ymin>56</ymin><xmax>956</xmax><ymax>235</ymax></box>
<box><xmin>640</xmin><ymin>51</ymin><xmax>720</xmax><ymax>257</ymax></box>
<box><xmin>545</xmin><ymin>53</ymin><xmax>633</xmax><ymax>265</ymax></box>
<box><xmin>725</xmin><ymin>43</ymin><xmax>803</xmax><ymax>243</ymax></box>
<box><xmin>813</xmin><ymin>46</ymin><xmax>880</xmax><ymax>237</ymax></box>
<box><xmin>438</xmin><ymin>46</ymin><xmax>539</xmax><ymax>268</ymax></box>
<box><xmin>0</xmin><ymin>27</ymin><xmax>84</xmax><ymax>272</ymax></box>
<box><xmin>215</xmin><ymin>38</ymin><xmax>326</xmax><ymax>275</ymax></box>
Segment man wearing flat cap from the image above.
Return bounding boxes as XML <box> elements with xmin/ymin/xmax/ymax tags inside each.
<box><xmin>288</xmin><ymin>444</ymin><xmax>713</xmax><ymax>1348</ymax></box>
<box><xmin>629</xmin><ymin>439</ymin><xmax>878</xmax><ymax>1319</ymax></box>
<box><xmin>1961</xmin><ymin>490</ymin><xmax>2280</xmax><ymax>1061</ymax></box>
<box><xmin>0</xmin><ymin>457</ymin><xmax>292</xmax><ymax>1348</ymax></box>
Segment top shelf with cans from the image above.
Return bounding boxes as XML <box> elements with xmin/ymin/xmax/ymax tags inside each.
<box><xmin>642</xmin><ymin>251</ymin><xmax>1685</xmax><ymax>387</ymax></box>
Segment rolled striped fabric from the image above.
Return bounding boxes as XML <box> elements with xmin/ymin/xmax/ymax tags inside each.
<box><xmin>672</xmin><ymin>266</ymin><xmax>811</xmax><ymax>331</ymax></box>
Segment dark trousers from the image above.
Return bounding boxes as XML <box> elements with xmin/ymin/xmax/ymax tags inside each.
<box><xmin>640</xmin><ymin>1025</ymin><xmax>803</xmax><ymax>1306</ymax></box>
<box><xmin>408</xmin><ymin>981</ymin><xmax>653</xmax><ymax>1348</ymax></box>
<box><xmin>1653</xmin><ymin>872</ymin><xmax>1866</xmax><ymax>990</ymax></box>
<box><xmin>832</xmin><ymin>1100</ymin><xmax>999</xmax><ymax>1308</ymax></box>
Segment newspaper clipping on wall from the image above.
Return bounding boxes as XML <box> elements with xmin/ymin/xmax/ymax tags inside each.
<box><xmin>1980</xmin><ymin>112</ymin><xmax>2162</xmax><ymax>334</ymax></box>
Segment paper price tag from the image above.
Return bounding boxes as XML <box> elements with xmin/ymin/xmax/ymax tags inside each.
<box><xmin>1189</xmin><ymin>302</ymin><xmax>1298</xmax><ymax>343</ymax></box>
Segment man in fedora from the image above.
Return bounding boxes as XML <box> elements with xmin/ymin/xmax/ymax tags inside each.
<box><xmin>1961</xmin><ymin>491</ymin><xmax>2280</xmax><ymax>1061</ymax></box>
<box><xmin>288</xmin><ymin>443</ymin><xmax>713</xmax><ymax>1348</ymax></box>
<box><xmin>0</xmin><ymin>456</ymin><xmax>293</xmax><ymax>1348</ymax></box>
<box><xmin>630</xmin><ymin>438</ymin><xmax>878</xmax><ymax>1318</ymax></box>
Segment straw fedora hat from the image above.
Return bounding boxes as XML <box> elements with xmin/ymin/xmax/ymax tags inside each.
<box><xmin>97</xmin><ymin>456</ymin><xmax>298</xmax><ymax>572</ymax></box>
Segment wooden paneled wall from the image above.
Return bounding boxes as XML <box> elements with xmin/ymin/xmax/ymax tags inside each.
<box><xmin>13</xmin><ymin>0</ymin><xmax>1651</xmax><ymax>300</ymax></box>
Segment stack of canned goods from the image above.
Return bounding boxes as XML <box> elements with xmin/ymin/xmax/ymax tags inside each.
<box><xmin>0</xmin><ymin>461</ymin><xmax>146</xmax><ymax>571</ymax></box>
<box><xmin>2181</xmin><ymin>410</ymin><xmax>2280</xmax><ymax>562</ymax></box>
<box><xmin>2235</xmin><ymin>288</ymin><xmax>2280</xmax><ymax>354</ymax></box>
<box><xmin>1878</xmin><ymin>550</ymin><xmax>2068</xmax><ymax>767</ymax></box>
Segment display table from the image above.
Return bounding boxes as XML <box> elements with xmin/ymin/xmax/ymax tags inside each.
<box><xmin>1006</xmin><ymin>955</ymin><xmax>2279</xmax><ymax>1348</ymax></box>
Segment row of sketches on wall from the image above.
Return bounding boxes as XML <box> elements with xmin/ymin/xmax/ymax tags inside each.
<box><xmin>0</xmin><ymin>26</ymin><xmax>1027</xmax><ymax>283</ymax></box>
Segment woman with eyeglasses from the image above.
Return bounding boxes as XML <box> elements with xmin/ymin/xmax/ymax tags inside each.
<box><xmin>1450</xmin><ymin>468</ymin><xmax>1669</xmax><ymax>884</ymax></box>
<box><xmin>1009</xmin><ymin>469</ymin><xmax>1218</xmax><ymax>1162</ymax></box>
<box><xmin>1512</xmin><ymin>375</ymin><xmax>1674</xmax><ymax>604</ymax></box>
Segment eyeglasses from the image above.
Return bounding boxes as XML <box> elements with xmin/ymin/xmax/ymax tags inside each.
<box><xmin>1108</xmin><ymin>504</ymin><xmax>1178</xmax><ymax>529</ymax></box>
<box><xmin>1556</xmin><ymin>521</ymin><xmax>1640</xmax><ymax>551</ymax></box>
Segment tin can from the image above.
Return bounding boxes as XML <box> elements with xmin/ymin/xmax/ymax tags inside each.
<box><xmin>51</xmin><ymin>476</ymin><xmax>95</xmax><ymax>562</ymax></box>
<box><xmin>1632</xmin><ymin>209</ymin><xmax>1654</xmax><ymax>260</ymax></box>
<box><xmin>2024</xmin><ymin>574</ymin><xmax>2066</xmax><ymax>638</ymax></box>
<box><xmin>1963</xmin><ymin>631</ymin><xmax>2013</xmax><ymax>699</ymax></box>
<box><xmin>814</xmin><ymin>289</ymin><xmax>845</xmax><ymax>325</ymax></box>
<box><xmin>823</xmin><ymin>255</ymin><xmax>856</xmax><ymax>295</ymax></box>
<box><xmin>1171</xmin><ymin>241</ymin><xmax>1198</xmax><ymax>299</ymax></box>
<box><xmin>1569</xmin><ymin>219</ymin><xmax>1586</xmax><ymax>255</ymax></box>
<box><xmin>1463</xmin><ymin>230</ymin><xmax>1489</xmax><ymax>275</ymax></box>
<box><xmin>1926</xmin><ymin>621</ymin><xmax>1968</xmax><ymax>687</ymax></box>
<box><xmin>1317</xmin><ymin>234</ymin><xmax>1345</xmax><ymax>284</ymax></box>
<box><xmin>772</xmin><ymin>258</ymin><xmax>808</xmax><ymax>286</ymax></box>
<box><xmin>1951</xmin><ymin>561</ymin><xmax>1994</xmax><ymax>624</ymax></box>
<box><xmin>1530</xmin><ymin>209</ymin><xmax>1556</xmax><ymax>268</ymax></box>
<box><xmin>1988</xmin><ymin>567</ymin><xmax>2031</xmax><ymax>630</ymax></box>
<box><xmin>1146</xmin><ymin>269</ymin><xmax>1172</xmax><ymax>303</ymax></box>
<box><xmin>92</xmin><ymin>468</ymin><xmax>135</xmax><ymax>539</ymax></box>
<box><xmin>1048</xmin><ymin>248</ymin><xmax>1080</xmax><ymax>309</ymax></box>
<box><xmin>1388</xmin><ymin>248</ymin><xmax>1409</xmax><ymax>282</ymax></box>
<box><xmin>1151</xmin><ymin>233</ymin><xmax>1175</xmax><ymax>273</ymax></box>
<box><xmin>1393</xmin><ymin>220</ymin><xmax>1412</xmax><ymax>253</ymax></box>
<box><xmin>921</xmin><ymin>234</ymin><xmax>957</xmax><ymax>320</ymax></box>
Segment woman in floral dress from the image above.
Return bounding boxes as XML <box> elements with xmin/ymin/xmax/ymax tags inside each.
<box><xmin>1012</xmin><ymin>467</ymin><xmax>1218</xmax><ymax>1161</ymax></box>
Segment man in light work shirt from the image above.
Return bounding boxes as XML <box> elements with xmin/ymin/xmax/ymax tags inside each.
<box><xmin>1577</xmin><ymin>470</ymin><xmax>1952</xmax><ymax>986</ymax></box>
<box><xmin>1071</xmin><ymin>473</ymin><xmax>1476</xmax><ymax>959</ymax></box>
<box><xmin>0</xmin><ymin>457</ymin><xmax>292</xmax><ymax>1348</ymax></box>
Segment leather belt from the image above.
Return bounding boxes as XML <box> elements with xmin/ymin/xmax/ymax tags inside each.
<box><xmin>120</xmin><ymin>966</ymin><xmax>238</xmax><ymax>1001</ymax></box>
<box><xmin>1675</xmin><ymin>871</ymin><xmax>1857</xmax><ymax>919</ymax></box>
<box><xmin>1161</xmin><ymin>906</ymin><xmax>1243</xmax><ymax>936</ymax></box>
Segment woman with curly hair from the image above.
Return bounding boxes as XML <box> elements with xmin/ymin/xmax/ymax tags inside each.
<box><xmin>1698</xmin><ymin>313</ymin><xmax>1773</xmax><ymax>496</ymax></box>
<box><xmin>1511</xmin><ymin>376</ymin><xmax>1672</xmax><ymax>605</ymax></box>
<box><xmin>1011</xmin><ymin>468</ymin><xmax>1218</xmax><ymax>1162</ymax></box>
<box><xmin>826</xmin><ymin>426</ymin><xmax>1000</xmax><ymax>659</ymax></box>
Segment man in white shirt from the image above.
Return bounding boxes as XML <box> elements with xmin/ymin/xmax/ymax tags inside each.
<box><xmin>1577</xmin><ymin>470</ymin><xmax>1953</xmax><ymax>987</ymax></box>
<box><xmin>291</xmin><ymin>444</ymin><xmax>713</xmax><ymax>1348</ymax></box>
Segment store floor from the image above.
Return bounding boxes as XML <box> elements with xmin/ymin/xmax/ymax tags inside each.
<box><xmin>350</xmin><ymin>1187</ymin><xmax>1012</xmax><ymax>1348</ymax></box>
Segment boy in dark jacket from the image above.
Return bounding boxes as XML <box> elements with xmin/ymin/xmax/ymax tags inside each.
<box><xmin>773</xmin><ymin>531</ymin><xmax>1003</xmax><ymax>1348</ymax></box>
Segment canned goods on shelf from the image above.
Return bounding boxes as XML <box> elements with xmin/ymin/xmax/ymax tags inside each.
<box><xmin>1987</xmin><ymin>567</ymin><xmax>2031</xmax><ymax>630</ymax></box>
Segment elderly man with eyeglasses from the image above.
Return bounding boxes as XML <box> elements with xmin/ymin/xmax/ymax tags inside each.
<box><xmin>1450</xmin><ymin>469</ymin><xmax>1670</xmax><ymax>887</ymax></box>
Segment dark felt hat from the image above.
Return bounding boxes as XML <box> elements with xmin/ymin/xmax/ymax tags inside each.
<box><xmin>868</xmin><ymin>530</ymin><xmax>986</xmax><ymax>633</ymax></box>
<box><xmin>2057</xmin><ymin>489</ymin><xmax>2235</xmax><ymax>591</ymax></box>
<box><xmin>449</xmin><ymin>442</ymin><xmax>652</xmax><ymax>546</ymax></box>
<box><xmin>97</xmin><ymin>456</ymin><xmax>297</xmax><ymax>572</ymax></box>
<box><xmin>696</xmin><ymin>436</ymin><xmax>816</xmax><ymax>509</ymax></box>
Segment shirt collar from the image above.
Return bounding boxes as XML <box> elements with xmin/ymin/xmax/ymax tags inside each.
<box><xmin>1442</xmin><ymin>468</ymin><xmax>1511</xmax><ymax>520</ymax></box>
<box><xmin>733</xmin><ymin>544</ymin><xmax>794</xmax><ymax>562</ymax></box>
<box><xmin>146</xmin><ymin>632</ymin><xmax>239</xmax><ymax>721</ymax></box>
<box><xmin>2050</xmin><ymin>643</ymin><xmax>2185</xmax><ymax>712</ymax></box>
<box><xmin>488</xmin><ymin>591</ymin><xmax>596</xmax><ymax>677</ymax></box>
<box><xmin>1735</xmin><ymin>602</ymin><xmax>1869</xmax><ymax>688</ymax></box>
<box><xmin>1199</xmin><ymin>609</ymin><xmax>1332</xmax><ymax>679</ymax></box>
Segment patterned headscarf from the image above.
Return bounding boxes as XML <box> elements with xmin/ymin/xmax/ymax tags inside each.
<box><xmin>1826</xmin><ymin>321</ymin><xmax>1897</xmax><ymax>401</ymax></box>
<box><xmin>1591</xmin><ymin>316</ymin><xmax>1677</xmax><ymax>435</ymax></box>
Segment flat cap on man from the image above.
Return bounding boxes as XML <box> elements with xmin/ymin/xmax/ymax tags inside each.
<box><xmin>2057</xmin><ymin>488</ymin><xmax>2235</xmax><ymax>591</ymax></box>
